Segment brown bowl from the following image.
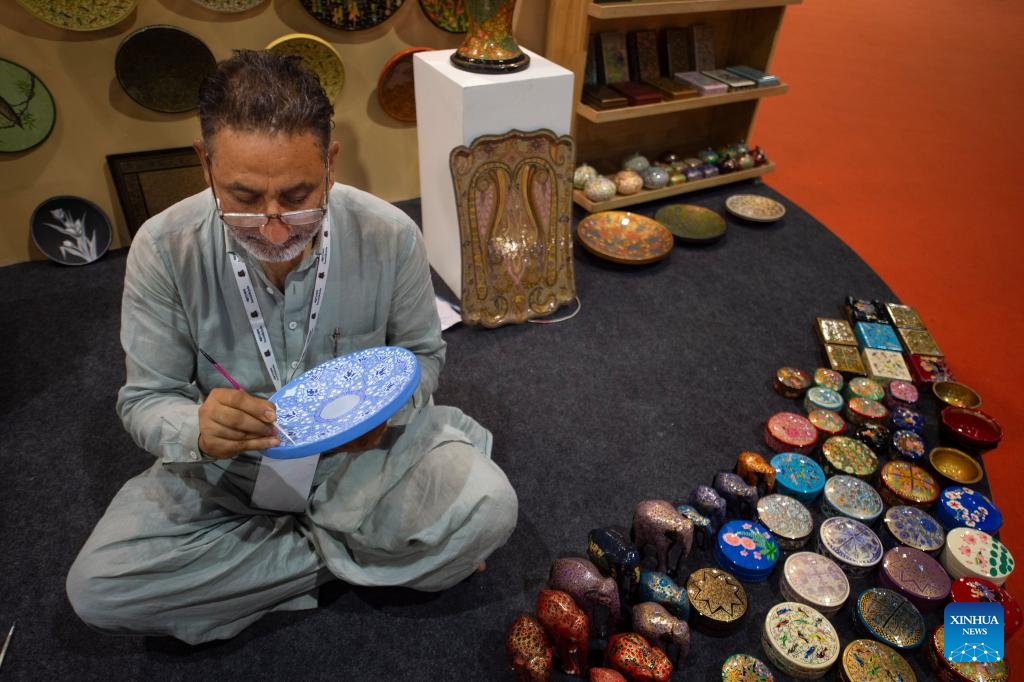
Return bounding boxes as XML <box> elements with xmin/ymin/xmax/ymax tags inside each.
<box><xmin>928</xmin><ymin>446</ymin><xmax>983</xmax><ymax>485</ymax></box>
<box><xmin>932</xmin><ymin>381</ymin><xmax>982</xmax><ymax>409</ymax></box>
<box><xmin>939</xmin><ymin>406</ymin><xmax>1003</xmax><ymax>453</ymax></box>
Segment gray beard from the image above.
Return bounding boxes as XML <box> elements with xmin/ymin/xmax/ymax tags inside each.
<box><xmin>228</xmin><ymin>224</ymin><xmax>318</xmax><ymax>263</ymax></box>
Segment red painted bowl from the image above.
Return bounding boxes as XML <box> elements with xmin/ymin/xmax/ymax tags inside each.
<box><xmin>940</xmin><ymin>406</ymin><xmax>1003</xmax><ymax>453</ymax></box>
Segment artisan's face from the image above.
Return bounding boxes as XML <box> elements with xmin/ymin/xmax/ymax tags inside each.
<box><xmin>199</xmin><ymin>129</ymin><xmax>339</xmax><ymax>263</ymax></box>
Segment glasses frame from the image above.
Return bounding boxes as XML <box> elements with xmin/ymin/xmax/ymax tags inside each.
<box><xmin>207</xmin><ymin>154</ymin><xmax>331</xmax><ymax>230</ymax></box>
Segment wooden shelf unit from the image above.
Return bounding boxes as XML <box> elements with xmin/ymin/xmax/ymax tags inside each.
<box><xmin>544</xmin><ymin>0</ymin><xmax>800</xmax><ymax>210</ymax></box>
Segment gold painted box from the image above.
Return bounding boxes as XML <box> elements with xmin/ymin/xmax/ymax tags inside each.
<box><xmin>877</xmin><ymin>460</ymin><xmax>939</xmax><ymax>509</ymax></box>
<box><xmin>861</xmin><ymin>348</ymin><xmax>912</xmax><ymax>383</ymax></box>
<box><xmin>824</xmin><ymin>344</ymin><xmax>866</xmax><ymax>375</ymax></box>
<box><xmin>817</xmin><ymin>317</ymin><xmax>857</xmax><ymax>346</ymax></box>
<box><xmin>884</xmin><ymin>302</ymin><xmax>926</xmax><ymax>329</ymax></box>
<box><xmin>854</xmin><ymin>587</ymin><xmax>926</xmax><ymax>650</ymax></box>
<box><xmin>898</xmin><ymin>326</ymin><xmax>942</xmax><ymax>356</ymax></box>
<box><xmin>840</xmin><ymin>639</ymin><xmax>916</xmax><ymax>682</ymax></box>
<box><xmin>685</xmin><ymin>567</ymin><xmax>747</xmax><ymax>635</ymax></box>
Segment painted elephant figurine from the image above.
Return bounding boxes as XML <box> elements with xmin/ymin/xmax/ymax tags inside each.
<box><xmin>713</xmin><ymin>471</ymin><xmax>760</xmax><ymax>519</ymax></box>
<box><xmin>605</xmin><ymin>632</ymin><xmax>672</xmax><ymax>682</ymax></box>
<box><xmin>637</xmin><ymin>571</ymin><xmax>690</xmax><ymax>620</ymax></box>
<box><xmin>589</xmin><ymin>668</ymin><xmax>627</xmax><ymax>682</ymax></box>
<box><xmin>674</xmin><ymin>504</ymin><xmax>712</xmax><ymax>551</ymax></box>
<box><xmin>735</xmin><ymin>451</ymin><xmax>776</xmax><ymax>495</ymax></box>
<box><xmin>549</xmin><ymin>557</ymin><xmax>621</xmax><ymax>638</ymax></box>
<box><xmin>506</xmin><ymin>613</ymin><xmax>553</xmax><ymax>682</ymax></box>
<box><xmin>631</xmin><ymin>602</ymin><xmax>691</xmax><ymax>667</ymax></box>
<box><xmin>536</xmin><ymin>588</ymin><xmax>589</xmax><ymax>677</ymax></box>
<box><xmin>687</xmin><ymin>485</ymin><xmax>726</xmax><ymax>530</ymax></box>
<box><xmin>631</xmin><ymin>499</ymin><xmax>693</xmax><ymax>576</ymax></box>
<box><xmin>587</xmin><ymin>527</ymin><xmax>641</xmax><ymax>599</ymax></box>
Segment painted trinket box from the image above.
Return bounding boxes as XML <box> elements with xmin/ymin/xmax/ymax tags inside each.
<box><xmin>878</xmin><ymin>460</ymin><xmax>939</xmax><ymax>509</ymax></box>
<box><xmin>721</xmin><ymin>653</ymin><xmax>774</xmax><ymax>681</ymax></box>
<box><xmin>817</xmin><ymin>317</ymin><xmax>857</xmax><ymax>346</ymax></box>
<box><xmin>854</xmin><ymin>587</ymin><xmax>926</xmax><ymax>650</ymax></box>
<box><xmin>755</xmin><ymin>494</ymin><xmax>812</xmax><ymax>550</ymax></box>
<box><xmin>820</xmin><ymin>475</ymin><xmax>883</xmax><ymax>525</ymax></box>
<box><xmin>770</xmin><ymin>452</ymin><xmax>826</xmax><ymax>503</ymax></box>
<box><xmin>764</xmin><ymin>412</ymin><xmax>818</xmax><ymax>455</ymax></box>
<box><xmin>861</xmin><ymin>348</ymin><xmax>913</xmax><ymax>383</ymax></box>
<box><xmin>845</xmin><ymin>297</ymin><xmax>885</xmax><ymax>324</ymax></box>
<box><xmin>844</xmin><ymin>397</ymin><xmax>888</xmax><ymax>427</ymax></box>
<box><xmin>813</xmin><ymin>367</ymin><xmax>844</xmax><ymax>392</ymax></box>
<box><xmin>773</xmin><ymin>366</ymin><xmax>811</xmax><ymax>398</ymax></box>
<box><xmin>808</xmin><ymin>408</ymin><xmax>845</xmax><ymax>439</ymax></box>
<box><xmin>854</xmin><ymin>321</ymin><xmax>902</xmax><ymax>351</ymax></box>
<box><xmin>889</xmin><ymin>405</ymin><xmax>925</xmax><ymax>434</ymax></box>
<box><xmin>715</xmin><ymin>520</ymin><xmax>779</xmax><ymax>582</ymax></box>
<box><xmin>880</xmin><ymin>505</ymin><xmax>945</xmax><ymax>556</ymax></box>
<box><xmin>949</xmin><ymin>576</ymin><xmax>1022</xmax><ymax>641</ymax></box>
<box><xmin>935</xmin><ymin>485</ymin><xmax>1003</xmax><ymax>534</ymax></box>
<box><xmin>761</xmin><ymin>602</ymin><xmax>839</xmax><ymax>679</ymax></box>
<box><xmin>780</xmin><ymin>551</ymin><xmax>849</xmax><ymax>618</ymax></box>
<box><xmin>908</xmin><ymin>353</ymin><xmax>954</xmax><ymax>384</ymax></box>
<box><xmin>883</xmin><ymin>302</ymin><xmax>925</xmax><ymax>329</ymax></box>
<box><xmin>803</xmin><ymin>386</ymin><xmax>843</xmax><ymax>413</ymax></box>
<box><xmin>824</xmin><ymin>344</ymin><xmax>867</xmax><ymax>375</ymax></box>
<box><xmin>941</xmin><ymin>527</ymin><xmax>1015</xmax><ymax>586</ymax></box>
<box><xmin>885</xmin><ymin>379</ymin><xmax>919</xmax><ymax>408</ymax></box>
<box><xmin>685</xmin><ymin>567</ymin><xmax>747</xmax><ymax>635</ymax></box>
<box><xmin>840</xmin><ymin>639</ymin><xmax>916</xmax><ymax>682</ymax></box>
<box><xmin>897</xmin><ymin>327</ymin><xmax>942</xmax><ymax>356</ymax></box>
<box><xmin>877</xmin><ymin>546</ymin><xmax>951</xmax><ymax>612</ymax></box>
<box><xmin>820</xmin><ymin>435</ymin><xmax>879</xmax><ymax>481</ymax></box>
<box><xmin>925</xmin><ymin>625</ymin><xmax>1009</xmax><ymax>682</ymax></box>
<box><xmin>818</xmin><ymin>516</ymin><xmax>883</xmax><ymax>576</ymax></box>
<box><xmin>844</xmin><ymin>376</ymin><xmax>885</xmax><ymax>402</ymax></box>
<box><xmin>853</xmin><ymin>422</ymin><xmax>890</xmax><ymax>454</ymax></box>
<box><xmin>889</xmin><ymin>429</ymin><xmax>927</xmax><ymax>462</ymax></box>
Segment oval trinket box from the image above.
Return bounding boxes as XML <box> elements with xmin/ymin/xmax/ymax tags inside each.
<box><xmin>686</xmin><ymin>567</ymin><xmax>747</xmax><ymax>635</ymax></box>
<box><xmin>925</xmin><ymin>625</ymin><xmax>1009</xmax><ymax>682</ymax></box>
<box><xmin>889</xmin><ymin>404</ymin><xmax>925</xmax><ymax>434</ymax></box>
<box><xmin>780</xmin><ymin>551</ymin><xmax>849</xmax><ymax>618</ymax></box>
<box><xmin>813</xmin><ymin>367</ymin><xmax>844</xmax><ymax>393</ymax></box>
<box><xmin>818</xmin><ymin>516</ymin><xmax>883</xmax><ymax>576</ymax></box>
<box><xmin>721</xmin><ymin>653</ymin><xmax>774</xmax><ymax>682</ymax></box>
<box><xmin>840</xmin><ymin>639</ymin><xmax>916</xmax><ymax>682</ymax></box>
<box><xmin>844</xmin><ymin>396</ymin><xmax>888</xmax><ymax>426</ymax></box>
<box><xmin>853</xmin><ymin>422</ymin><xmax>890</xmax><ymax>454</ymax></box>
<box><xmin>808</xmin><ymin>408</ymin><xmax>845</xmax><ymax>438</ymax></box>
<box><xmin>941</xmin><ymin>527</ymin><xmax>1015</xmax><ymax>586</ymax></box>
<box><xmin>755</xmin><ymin>494</ymin><xmax>812</xmax><ymax>551</ymax></box>
<box><xmin>878</xmin><ymin>460</ymin><xmax>939</xmax><ymax>508</ymax></box>
<box><xmin>803</xmin><ymin>386</ymin><xmax>844</xmax><ymax>413</ymax></box>
<box><xmin>889</xmin><ymin>429</ymin><xmax>927</xmax><ymax>462</ymax></box>
<box><xmin>885</xmin><ymin>379</ymin><xmax>919</xmax><ymax>408</ymax></box>
<box><xmin>877</xmin><ymin>546</ymin><xmax>951</xmax><ymax>612</ymax></box>
<box><xmin>934</xmin><ymin>485</ymin><xmax>1003</xmax><ymax>534</ymax></box>
<box><xmin>771</xmin><ymin>452</ymin><xmax>826</xmax><ymax>503</ymax></box>
<box><xmin>774</xmin><ymin>366</ymin><xmax>812</xmax><ymax>398</ymax></box>
<box><xmin>715</xmin><ymin>519</ymin><xmax>780</xmax><ymax>582</ymax></box>
<box><xmin>844</xmin><ymin>376</ymin><xmax>885</xmax><ymax>402</ymax></box>
<box><xmin>764</xmin><ymin>412</ymin><xmax>818</xmax><ymax>455</ymax></box>
<box><xmin>881</xmin><ymin>505</ymin><xmax>945</xmax><ymax>556</ymax></box>
<box><xmin>854</xmin><ymin>587</ymin><xmax>926</xmax><ymax>650</ymax></box>
<box><xmin>949</xmin><ymin>576</ymin><xmax>1022</xmax><ymax>641</ymax></box>
<box><xmin>820</xmin><ymin>436</ymin><xmax>879</xmax><ymax>481</ymax></box>
<box><xmin>761</xmin><ymin>602</ymin><xmax>840</xmax><ymax>679</ymax></box>
<box><xmin>821</xmin><ymin>475</ymin><xmax>883</xmax><ymax>524</ymax></box>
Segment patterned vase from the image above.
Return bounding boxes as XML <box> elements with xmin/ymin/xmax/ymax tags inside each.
<box><xmin>450</xmin><ymin>0</ymin><xmax>529</xmax><ymax>74</ymax></box>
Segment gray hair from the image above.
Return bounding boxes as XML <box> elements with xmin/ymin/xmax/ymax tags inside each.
<box><xmin>198</xmin><ymin>50</ymin><xmax>334</xmax><ymax>156</ymax></box>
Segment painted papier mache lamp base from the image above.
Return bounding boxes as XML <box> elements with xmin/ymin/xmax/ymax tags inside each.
<box><xmin>450</xmin><ymin>0</ymin><xmax>530</xmax><ymax>74</ymax></box>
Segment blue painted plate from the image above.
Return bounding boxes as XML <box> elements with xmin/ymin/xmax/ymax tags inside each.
<box><xmin>263</xmin><ymin>346</ymin><xmax>420</xmax><ymax>459</ymax></box>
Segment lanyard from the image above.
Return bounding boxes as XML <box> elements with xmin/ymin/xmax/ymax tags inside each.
<box><xmin>226</xmin><ymin>214</ymin><xmax>331</xmax><ymax>391</ymax></box>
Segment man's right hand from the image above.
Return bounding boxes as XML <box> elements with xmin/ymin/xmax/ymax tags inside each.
<box><xmin>197</xmin><ymin>387</ymin><xmax>282</xmax><ymax>459</ymax></box>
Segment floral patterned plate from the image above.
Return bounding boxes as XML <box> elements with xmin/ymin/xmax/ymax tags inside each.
<box><xmin>418</xmin><ymin>0</ymin><xmax>466</xmax><ymax>32</ymax></box>
<box><xmin>267</xmin><ymin>33</ymin><xmax>346</xmax><ymax>105</ymax></box>
<box><xmin>299</xmin><ymin>0</ymin><xmax>405</xmax><ymax>31</ymax></box>
<box><xmin>15</xmin><ymin>0</ymin><xmax>135</xmax><ymax>31</ymax></box>
<box><xmin>576</xmin><ymin>211</ymin><xmax>673</xmax><ymax>265</ymax></box>
<box><xmin>30</xmin><ymin>196</ymin><xmax>112</xmax><ymax>266</ymax></box>
<box><xmin>724</xmin><ymin>194</ymin><xmax>786</xmax><ymax>222</ymax></box>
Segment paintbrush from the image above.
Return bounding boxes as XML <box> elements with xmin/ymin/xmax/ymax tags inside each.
<box><xmin>199</xmin><ymin>348</ymin><xmax>298</xmax><ymax>445</ymax></box>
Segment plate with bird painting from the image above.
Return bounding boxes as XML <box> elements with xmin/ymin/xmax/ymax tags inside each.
<box><xmin>0</xmin><ymin>58</ymin><xmax>56</xmax><ymax>154</ymax></box>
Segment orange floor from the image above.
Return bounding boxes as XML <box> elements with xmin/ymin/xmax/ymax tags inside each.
<box><xmin>755</xmin><ymin>0</ymin><xmax>1024</xmax><ymax>656</ymax></box>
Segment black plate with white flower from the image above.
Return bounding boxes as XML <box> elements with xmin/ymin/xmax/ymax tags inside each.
<box><xmin>30</xmin><ymin>195</ymin><xmax>112</xmax><ymax>265</ymax></box>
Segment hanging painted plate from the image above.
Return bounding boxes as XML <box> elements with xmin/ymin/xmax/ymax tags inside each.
<box><xmin>15</xmin><ymin>0</ymin><xmax>136</xmax><ymax>31</ymax></box>
<box><xmin>576</xmin><ymin>211</ymin><xmax>673</xmax><ymax>265</ymax></box>
<box><xmin>377</xmin><ymin>47</ymin><xmax>431</xmax><ymax>122</ymax></box>
<box><xmin>418</xmin><ymin>0</ymin><xmax>467</xmax><ymax>33</ymax></box>
<box><xmin>299</xmin><ymin>0</ymin><xmax>406</xmax><ymax>31</ymax></box>
<box><xmin>267</xmin><ymin>34</ymin><xmax>346</xmax><ymax>105</ymax></box>
<box><xmin>191</xmin><ymin>0</ymin><xmax>266</xmax><ymax>12</ymax></box>
<box><xmin>115</xmin><ymin>26</ymin><xmax>217</xmax><ymax>113</ymax></box>
<box><xmin>30</xmin><ymin>196</ymin><xmax>112</xmax><ymax>266</ymax></box>
<box><xmin>263</xmin><ymin>346</ymin><xmax>420</xmax><ymax>459</ymax></box>
<box><xmin>725</xmin><ymin>194</ymin><xmax>786</xmax><ymax>222</ymax></box>
<box><xmin>654</xmin><ymin>204</ymin><xmax>726</xmax><ymax>244</ymax></box>
<box><xmin>0</xmin><ymin>58</ymin><xmax>55</xmax><ymax>154</ymax></box>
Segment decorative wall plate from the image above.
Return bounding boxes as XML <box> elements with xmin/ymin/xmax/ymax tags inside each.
<box><xmin>192</xmin><ymin>0</ymin><xmax>266</xmax><ymax>11</ymax></box>
<box><xmin>377</xmin><ymin>47</ymin><xmax>431</xmax><ymax>122</ymax></box>
<box><xmin>725</xmin><ymin>194</ymin><xmax>786</xmax><ymax>222</ymax></box>
<box><xmin>418</xmin><ymin>0</ymin><xmax>467</xmax><ymax>32</ymax></box>
<box><xmin>577</xmin><ymin>211</ymin><xmax>673</xmax><ymax>265</ymax></box>
<box><xmin>299</xmin><ymin>0</ymin><xmax>405</xmax><ymax>31</ymax></box>
<box><xmin>30</xmin><ymin>196</ymin><xmax>112</xmax><ymax>266</ymax></box>
<box><xmin>653</xmin><ymin>203</ymin><xmax>726</xmax><ymax>244</ymax></box>
<box><xmin>115</xmin><ymin>25</ymin><xmax>216</xmax><ymax>113</ymax></box>
<box><xmin>0</xmin><ymin>58</ymin><xmax>55</xmax><ymax>154</ymax></box>
<box><xmin>267</xmin><ymin>33</ymin><xmax>346</xmax><ymax>105</ymax></box>
<box><xmin>264</xmin><ymin>346</ymin><xmax>420</xmax><ymax>460</ymax></box>
<box><xmin>15</xmin><ymin>0</ymin><xmax>136</xmax><ymax>31</ymax></box>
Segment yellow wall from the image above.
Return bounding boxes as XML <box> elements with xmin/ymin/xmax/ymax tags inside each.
<box><xmin>0</xmin><ymin>0</ymin><xmax>548</xmax><ymax>266</ymax></box>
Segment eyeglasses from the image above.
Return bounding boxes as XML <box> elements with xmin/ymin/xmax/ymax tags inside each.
<box><xmin>207</xmin><ymin>156</ymin><xmax>329</xmax><ymax>230</ymax></box>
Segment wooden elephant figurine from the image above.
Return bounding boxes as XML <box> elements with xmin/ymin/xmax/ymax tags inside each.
<box><xmin>735</xmin><ymin>451</ymin><xmax>776</xmax><ymax>495</ymax></box>
<box><xmin>549</xmin><ymin>557</ymin><xmax>621</xmax><ymax>638</ymax></box>
<box><xmin>506</xmin><ymin>613</ymin><xmax>553</xmax><ymax>682</ymax></box>
<box><xmin>687</xmin><ymin>485</ymin><xmax>726</xmax><ymax>530</ymax></box>
<box><xmin>587</xmin><ymin>527</ymin><xmax>641</xmax><ymax>600</ymax></box>
<box><xmin>631</xmin><ymin>602</ymin><xmax>691</xmax><ymax>667</ymax></box>
<box><xmin>713</xmin><ymin>471</ymin><xmax>760</xmax><ymax>519</ymax></box>
<box><xmin>536</xmin><ymin>588</ymin><xmax>589</xmax><ymax>677</ymax></box>
<box><xmin>632</xmin><ymin>500</ymin><xmax>693</xmax><ymax>576</ymax></box>
<box><xmin>605</xmin><ymin>632</ymin><xmax>672</xmax><ymax>682</ymax></box>
<box><xmin>589</xmin><ymin>668</ymin><xmax>627</xmax><ymax>682</ymax></box>
<box><xmin>673</xmin><ymin>504</ymin><xmax>712</xmax><ymax>551</ymax></box>
<box><xmin>637</xmin><ymin>571</ymin><xmax>690</xmax><ymax>621</ymax></box>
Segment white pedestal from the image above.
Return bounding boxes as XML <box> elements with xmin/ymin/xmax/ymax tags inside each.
<box><xmin>414</xmin><ymin>48</ymin><xmax>573</xmax><ymax>299</ymax></box>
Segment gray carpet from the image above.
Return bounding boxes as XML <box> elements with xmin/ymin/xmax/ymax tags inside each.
<box><xmin>0</xmin><ymin>181</ymin><xmax>972</xmax><ymax>680</ymax></box>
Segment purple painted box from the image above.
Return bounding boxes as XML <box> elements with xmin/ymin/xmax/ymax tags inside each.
<box><xmin>673</xmin><ymin>70</ymin><xmax>727</xmax><ymax>95</ymax></box>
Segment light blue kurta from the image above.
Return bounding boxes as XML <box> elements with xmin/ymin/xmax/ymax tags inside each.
<box><xmin>66</xmin><ymin>185</ymin><xmax>518</xmax><ymax>644</ymax></box>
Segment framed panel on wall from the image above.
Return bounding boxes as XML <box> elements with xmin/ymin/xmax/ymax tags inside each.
<box><xmin>107</xmin><ymin>147</ymin><xmax>208</xmax><ymax>236</ymax></box>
